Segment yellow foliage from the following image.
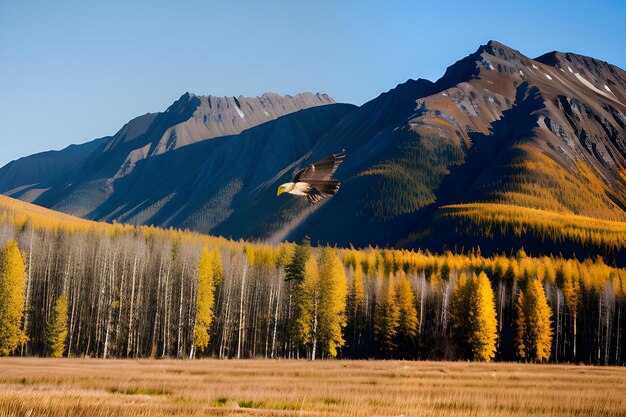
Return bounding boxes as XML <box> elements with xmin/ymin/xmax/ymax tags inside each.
<box><xmin>47</xmin><ymin>294</ymin><xmax>68</xmax><ymax>358</ymax></box>
<box><xmin>450</xmin><ymin>272</ymin><xmax>498</xmax><ymax>362</ymax></box>
<box><xmin>375</xmin><ymin>273</ymin><xmax>400</xmax><ymax>352</ymax></box>
<box><xmin>440</xmin><ymin>203</ymin><xmax>626</xmax><ymax>251</ymax></box>
<box><xmin>194</xmin><ymin>248</ymin><xmax>216</xmax><ymax>352</ymax></box>
<box><xmin>396</xmin><ymin>273</ymin><xmax>418</xmax><ymax>340</ymax></box>
<box><xmin>0</xmin><ymin>240</ymin><xmax>27</xmax><ymax>356</ymax></box>
<box><xmin>516</xmin><ymin>279</ymin><xmax>553</xmax><ymax>362</ymax></box>
<box><xmin>297</xmin><ymin>248</ymin><xmax>348</xmax><ymax>358</ymax></box>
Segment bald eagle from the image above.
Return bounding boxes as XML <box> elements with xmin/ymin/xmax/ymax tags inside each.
<box><xmin>277</xmin><ymin>152</ymin><xmax>345</xmax><ymax>204</ymax></box>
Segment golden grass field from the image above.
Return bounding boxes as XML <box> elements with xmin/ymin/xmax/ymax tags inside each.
<box><xmin>0</xmin><ymin>359</ymin><xmax>625</xmax><ymax>417</ymax></box>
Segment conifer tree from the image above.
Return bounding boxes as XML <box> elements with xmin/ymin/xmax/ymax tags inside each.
<box><xmin>285</xmin><ymin>236</ymin><xmax>310</xmax><ymax>283</ymax></box>
<box><xmin>516</xmin><ymin>278</ymin><xmax>553</xmax><ymax>362</ymax></box>
<box><xmin>0</xmin><ymin>240</ymin><xmax>27</xmax><ymax>356</ymax></box>
<box><xmin>450</xmin><ymin>272</ymin><xmax>498</xmax><ymax>361</ymax></box>
<box><xmin>47</xmin><ymin>294</ymin><xmax>68</xmax><ymax>358</ymax></box>
<box><xmin>193</xmin><ymin>248</ymin><xmax>216</xmax><ymax>354</ymax></box>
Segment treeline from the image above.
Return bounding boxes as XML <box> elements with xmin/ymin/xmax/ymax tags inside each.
<box><xmin>439</xmin><ymin>203</ymin><xmax>626</xmax><ymax>253</ymax></box>
<box><xmin>0</xmin><ymin>213</ymin><xmax>624</xmax><ymax>364</ymax></box>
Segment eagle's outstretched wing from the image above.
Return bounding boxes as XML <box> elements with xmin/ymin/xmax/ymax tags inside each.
<box><xmin>292</xmin><ymin>152</ymin><xmax>345</xmax><ymax>183</ymax></box>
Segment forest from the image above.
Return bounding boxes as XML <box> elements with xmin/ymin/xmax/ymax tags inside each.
<box><xmin>0</xmin><ymin>195</ymin><xmax>624</xmax><ymax>364</ymax></box>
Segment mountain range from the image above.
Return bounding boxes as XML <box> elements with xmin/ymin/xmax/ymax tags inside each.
<box><xmin>2</xmin><ymin>41</ymin><xmax>625</xmax><ymax>261</ymax></box>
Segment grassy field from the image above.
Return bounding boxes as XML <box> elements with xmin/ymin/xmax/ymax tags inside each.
<box><xmin>0</xmin><ymin>359</ymin><xmax>624</xmax><ymax>417</ymax></box>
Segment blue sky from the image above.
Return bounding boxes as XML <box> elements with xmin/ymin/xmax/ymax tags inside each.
<box><xmin>1</xmin><ymin>0</ymin><xmax>625</xmax><ymax>166</ymax></box>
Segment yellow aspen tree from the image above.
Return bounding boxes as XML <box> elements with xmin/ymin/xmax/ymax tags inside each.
<box><xmin>0</xmin><ymin>240</ymin><xmax>27</xmax><ymax>356</ymax></box>
<box><xmin>375</xmin><ymin>273</ymin><xmax>400</xmax><ymax>353</ymax></box>
<box><xmin>47</xmin><ymin>294</ymin><xmax>68</xmax><ymax>358</ymax></box>
<box><xmin>516</xmin><ymin>279</ymin><xmax>553</xmax><ymax>362</ymax></box>
<box><xmin>296</xmin><ymin>256</ymin><xmax>319</xmax><ymax>356</ymax></box>
<box><xmin>193</xmin><ymin>248</ymin><xmax>215</xmax><ymax>354</ymax></box>
<box><xmin>316</xmin><ymin>247</ymin><xmax>348</xmax><ymax>358</ymax></box>
<box><xmin>297</xmin><ymin>248</ymin><xmax>348</xmax><ymax>360</ymax></box>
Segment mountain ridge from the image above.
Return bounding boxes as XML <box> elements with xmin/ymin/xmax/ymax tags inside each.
<box><xmin>1</xmin><ymin>41</ymin><xmax>625</xmax><ymax>261</ymax></box>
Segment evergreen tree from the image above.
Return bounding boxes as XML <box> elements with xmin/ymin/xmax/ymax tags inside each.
<box><xmin>0</xmin><ymin>240</ymin><xmax>27</xmax><ymax>356</ymax></box>
<box><xmin>440</xmin><ymin>261</ymin><xmax>450</xmax><ymax>282</ymax></box>
<box><xmin>47</xmin><ymin>294</ymin><xmax>68</xmax><ymax>358</ymax></box>
<box><xmin>450</xmin><ymin>272</ymin><xmax>498</xmax><ymax>361</ymax></box>
<box><xmin>516</xmin><ymin>278</ymin><xmax>553</xmax><ymax>362</ymax></box>
<box><xmin>193</xmin><ymin>248</ymin><xmax>216</xmax><ymax>354</ymax></box>
<box><xmin>285</xmin><ymin>236</ymin><xmax>311</xmax><ymax>283</ymax></box>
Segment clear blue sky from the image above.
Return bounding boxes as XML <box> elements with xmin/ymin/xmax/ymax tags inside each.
<box><xmin>1</xmin><ymin>0</ymin><xmax>625</xmax><ymax>166</ymax></box>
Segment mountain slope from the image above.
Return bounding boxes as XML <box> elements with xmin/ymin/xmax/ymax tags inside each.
<box><xmin>11</xmin><ymin>92</ymin><xmax>338</xmax><ymax>218</ymax></box>
<box><xmin>265</xmin><ymin>41</ymin><xmax>626</xmax><ymax>260</ymax></box>
<box><xmin>0</xmin><ymin>136</ymin><xmax>110</xmax><ymax>202</ymax></box>
<box><xmin>1</xmin><ymin>41</ymin><xmax>625</xmax><ymax>261</ymax></box>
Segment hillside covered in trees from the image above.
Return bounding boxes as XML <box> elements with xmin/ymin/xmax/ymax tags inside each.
<box><xmin>0</xmin><ymin>195</ymin><xmax>624</xmax><ymax>365</ymax></box>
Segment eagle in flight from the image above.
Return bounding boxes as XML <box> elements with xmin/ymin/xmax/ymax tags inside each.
<box><xmin>277</xmin><ymin>152</ymin><xmax>345</xmax><ymax>204</ymax></box>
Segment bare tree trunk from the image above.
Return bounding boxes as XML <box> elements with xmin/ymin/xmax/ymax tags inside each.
<box><xmin>616</xmin><ymin>303</ymin><xmax>622</xmax><ymax>365</ymax></box>
<box><xmin>162</xmin><ymin>258</ymin><xmax>172</xmax><ymax>358</ymax></box>
<box><xmin>555</xmin><ymin>289</ymin><xmax>560</xmax><ymax>362</ymax></box>
<box><xmin>103</xmin><ymin>251</ymin><xmax>116</xmax><ymax>359</ymax></box>
<box><xmin>597</xmin><ymin>296</ymin><xmax>602</xmax><ymax>364</ymax></box>
<box><xmin>271</xmin><ymin>275</ymin><xmax>281</xmax><ymax>358</ymax></box>
<box><xmin>311</xmin><ymin>297</ymin><xmax>319</xmax><ymax>361</ymax></box>
<box><xmin>20</xmin><ymin>228</ymin><xmax>34</xmax><ymax>356</ymax></box>
<box><xmin>151</xmin><ymin>256</ymin><xmax>164</xmax><ymax>358</ymax></box>
<box><xmin>419</xmin><ymin>276</ymin><xmax>425</xmax><ymax>335</ymax></box>
<box><xmin>573</xmin><ymin>312</ymin><xmax>577</xmax><ymax>361</ymax></box>
<box><xmin>127</xmin><ymin>254</ymin><xmax>138</xmax><ymax>357</ymax></box>
<box><xmin>237</xmin><ymin>262</ymin><xmax>248</xmax><ymax>359</ymax></box>
<box><xmin>177</xmin><ymin>262</ymin><xmax>185</xmax><ymax>358</ymax></box>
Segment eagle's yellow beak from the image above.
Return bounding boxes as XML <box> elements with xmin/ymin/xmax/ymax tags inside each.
<box><xmin>277</xmin><ymin>185</ymin><xmax>285</xmax><ymax>196</ymax></box>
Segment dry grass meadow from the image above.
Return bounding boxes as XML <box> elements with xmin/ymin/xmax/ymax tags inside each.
<box><xmin>0</xmin><ymin>359</ymin><xmax>624</xmax><ymax>417</ymax></box>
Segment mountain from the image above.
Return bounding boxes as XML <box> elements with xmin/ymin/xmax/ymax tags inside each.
<box><xmin>0</xmin><ymin>92</ymin><xmax>339</xmax><ymax>218</ymax></box>
<box><xmin>0</xmin><ymin>136</ymin><xmax>110</xmax><ymax>202</ymax></box>
<box><xmin>2</xmin><ymin>41</ymin><xmax>625</xmax><ymax>262</ymax></box>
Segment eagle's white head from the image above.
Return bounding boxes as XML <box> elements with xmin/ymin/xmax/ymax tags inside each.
<box><xmin>277</xmin><ymin>182</ymin><xmax>296</xmax><ymax>196</ymax></box>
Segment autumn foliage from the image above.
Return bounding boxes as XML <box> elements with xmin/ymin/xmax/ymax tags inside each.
<box><xmin>0</xmin><ymin>194</ymin><xmax>624</xmax><ymax>363</ymax></box>
<box><xmin>0</xmin><ymin>240</ymin><xmax>27</xmax><ymax>356</ymax></box>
